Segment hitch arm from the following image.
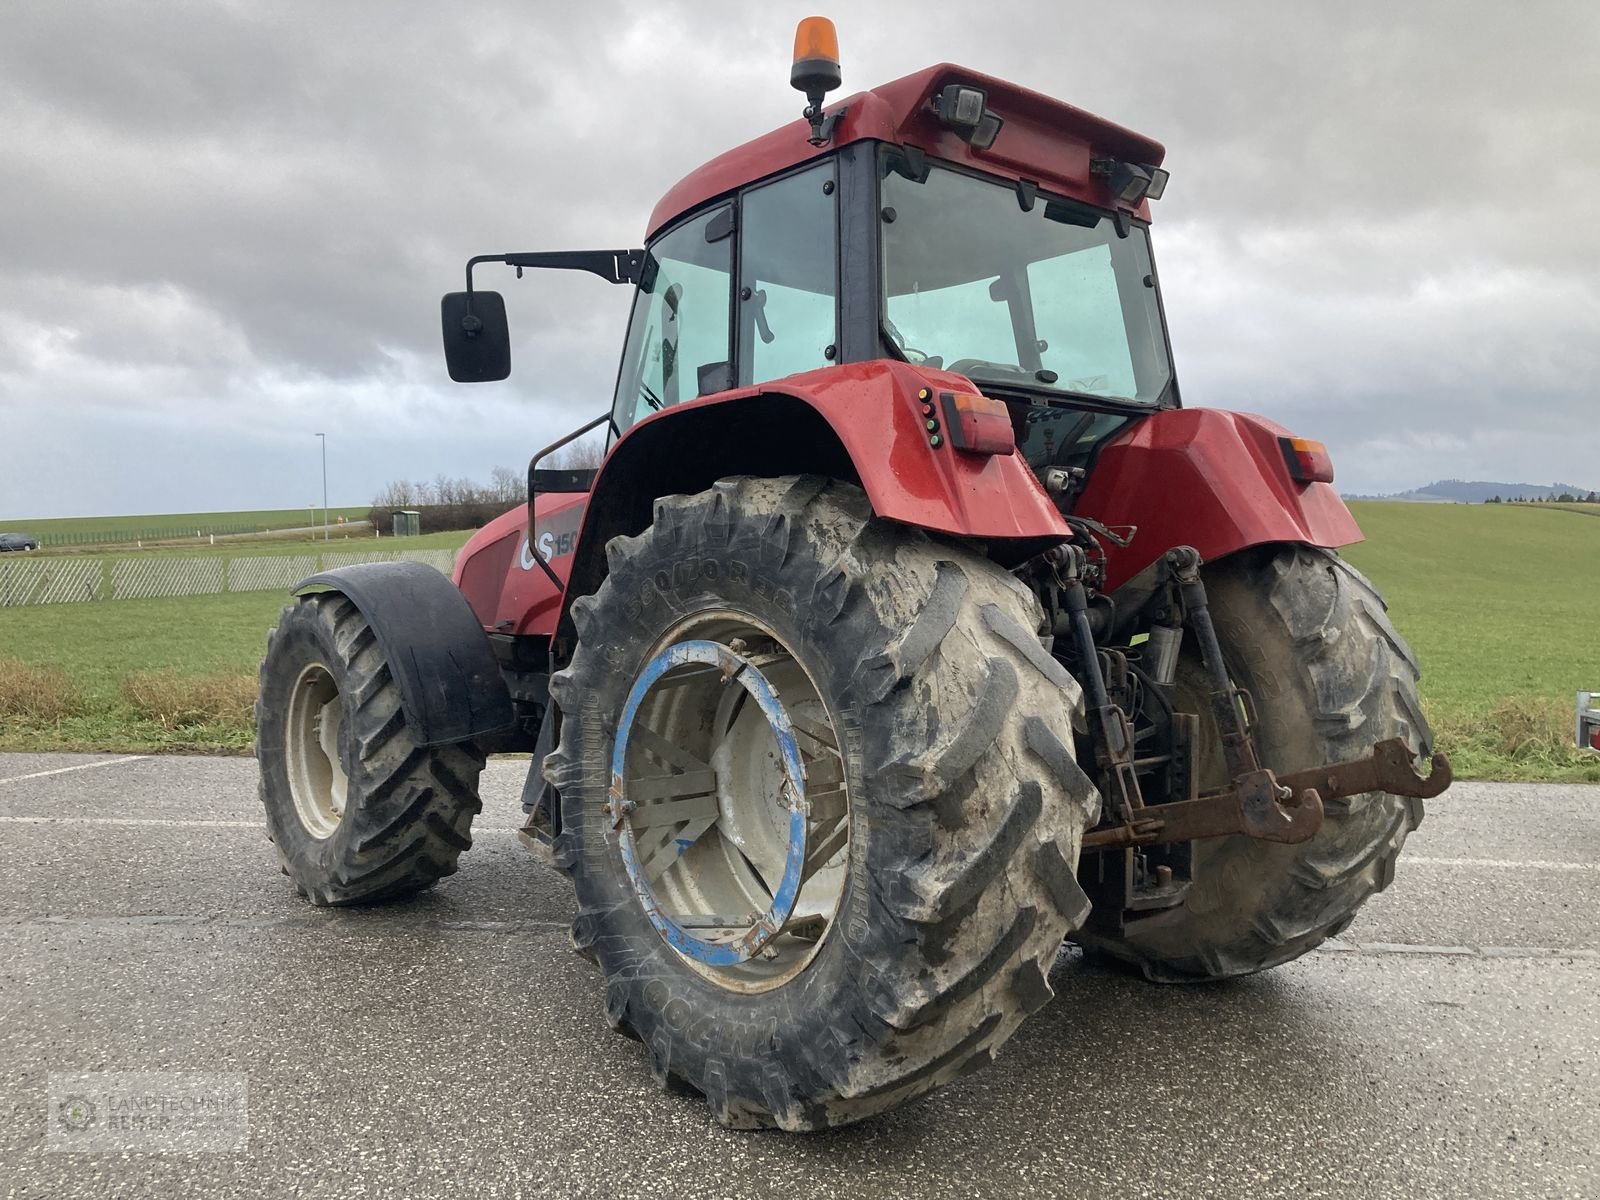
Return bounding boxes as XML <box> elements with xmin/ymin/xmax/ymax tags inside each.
<box><xmin>1051</xmin><ymin>544</ymin><xmax>1148</xmax><ymax>831</ymax></box>
<box><xmin>1275</xmin><ymin>738</ymin><xmax>1453</xmax><ymax>808</ymax></box>
<box><xmin>1081</xmin><ymin>544</ymin><xmax>1451</xmax><ymax>851</ymax></box>
<box><xmin>1083</xmin><ymin>738</ymin><xmax>1452</xmax><ymax>850</ymax></box>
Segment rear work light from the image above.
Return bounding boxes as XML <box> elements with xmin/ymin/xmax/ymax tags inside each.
<box><xmin>1279</xmin><ymin>436</ymin><xmax>1335</xmax><ymax>485</ymax></box>
<box><xmin>930</xmin><ymin>390</ymin><xmax>1015</xmax><ymax>455</ymax></box>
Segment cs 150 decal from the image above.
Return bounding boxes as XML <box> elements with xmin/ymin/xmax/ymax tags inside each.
<box><xmin>519</xmin><ymin>503</ymin><xmax>585</xmax><ymax>571</ymax></box>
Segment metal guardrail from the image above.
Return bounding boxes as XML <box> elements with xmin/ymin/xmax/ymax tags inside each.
<box><xmin>0</xmin><ymin>549</ymin><xmax>455</xmax><ymax>608</ymax></box>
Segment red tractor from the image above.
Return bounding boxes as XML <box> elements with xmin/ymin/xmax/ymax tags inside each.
<box><xmin>257</xmin><ymin>20</ymin><xmax>1450</xmax><ymax>1130</ymax></box>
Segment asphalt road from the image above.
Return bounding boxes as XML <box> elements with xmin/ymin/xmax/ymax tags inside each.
<box><xmin>1</xmin><ymin>752</ymin><xmax>1595</xmax><ymax>1199</ymax></box>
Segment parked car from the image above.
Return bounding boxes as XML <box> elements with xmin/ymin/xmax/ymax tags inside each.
<box><xmin>0</xmin><ymin>532</ymin><xmax>39</xmax><ymax>552</ymax></box>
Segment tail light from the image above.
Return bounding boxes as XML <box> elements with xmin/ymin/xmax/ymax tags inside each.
<box><xmin>1279</xmin><ymin>436</ymin><xmax>1335</xmax><ymax>485</ymax></box>
<box><xmin>934</xmin><ymin>390</ymin><xmax>1015</xmax><ymax>456</ymax></box>
<box><xmin>1579</xmin><ymin>692</ymin><xmax>1600</xmax><ymax>751</ymax></box>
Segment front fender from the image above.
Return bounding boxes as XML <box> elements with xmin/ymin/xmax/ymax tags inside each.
<box><xmin>294</xmin><ymin>561</ymin><xmax>514</xmax><ymax>747</ymax></box>
<box><xmin>1074</xmin><ymin>409</ymin><xmax>1362</xmax><ymax>591</ymax></box>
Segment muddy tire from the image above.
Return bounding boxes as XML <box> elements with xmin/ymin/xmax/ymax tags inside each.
<box><xmin>1075</xmin><ymin>545</ymin><xmax>1429</xmax><ymax>981</ymax></box>
<box><xmin>545</xmin><ymin>476</ymin><xmax>1098</xmax><ymax>1130</ymax></box>
<box><xmin>256</xmin><ymin>592</ymin><xmax>484</xmax><ymax>905</ymax></box>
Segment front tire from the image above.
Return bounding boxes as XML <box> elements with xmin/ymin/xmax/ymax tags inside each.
<box><xmin>545</xmin><ymin>476</ymin><xmax>1099</xmax><ymax>1129</ymax></box>
<box><xmin>1075</xmin><ymin>545</ymin><xmax>1430</xmax><ymax>980</ymax></box>
<box><xmin>256</xmin><ymin>592</ymin><xmax>484</xmax><ymax>905</ymax></box>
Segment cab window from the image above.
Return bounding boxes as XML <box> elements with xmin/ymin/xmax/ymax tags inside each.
<box><xmin>737</xmin><ymin>162</ymin><xmax>838</xmax><ymax>386</ymax></box>
<box><xmin>611</xmin><ymin>206</ymin><xmax>734</xmax><ymax>436</ymax></box>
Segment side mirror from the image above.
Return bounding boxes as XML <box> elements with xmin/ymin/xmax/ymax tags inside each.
<box><xmin>441</xmin><ymin>291</ymin><xmax>511</xmax><ymax>382</ymax></box>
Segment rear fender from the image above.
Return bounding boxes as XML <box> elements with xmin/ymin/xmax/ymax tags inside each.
<box><xmin>553</xmin><ymin>358</ymin><xmax>1068</xmax><ymax>647</ymax></box>
<box><xmin>1074</xmin><ymin>409</ymin><xmax>1362</xmax><ymax>591</ymax></box>
<box><xmin>761</xmin><ymin>360</ymin><xmax>1068</xmax><ymax>541</ymax></box>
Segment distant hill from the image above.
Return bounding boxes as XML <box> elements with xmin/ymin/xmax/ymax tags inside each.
<box><xmin>1348</xmin><ymin>479</ymin><xmax>1600</xmax><ymax>504</ymax></box>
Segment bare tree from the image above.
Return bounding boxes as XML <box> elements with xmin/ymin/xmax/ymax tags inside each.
<box><xmin>544</xmin><ymin>435</ymin><xmax>606</xmax><ymax>471</ymax></box>
<box><xmin>369</xmin><ymin>467</ymin><xmax>539</xmax><ymax>534</ymax></box>
<box><xmin>372</xmin><ymin>479</ymin><xmax>417</xmax><ymax>508</ymax></box>
<box><xmin>489</xmin><ymin>465</ymin><xmax>526</xmax><ymax>505</ymax></box>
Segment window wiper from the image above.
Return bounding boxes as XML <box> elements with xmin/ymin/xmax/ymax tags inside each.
<box><xmin>639</xmin><ymin>382</ymin><xmax>664</xmax><ymax>411</ymax></box>
<box><xmin>880</xmin><ymin>317</ymin><xmax>939</xmax><ymax>366</ymax></box>
<box><xmin>970</xmin><ymin>374</ymin><xmax>1149</xmax><ymax>410</ymax></box>
<box><xmin>951</xmin><ymin>361</ymin><xmax>1040</xmax><ymax>384</ymax></box>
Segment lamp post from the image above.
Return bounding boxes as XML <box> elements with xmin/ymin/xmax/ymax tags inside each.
<box><xmin>315</xmin><ymin>433</ymin><xmax>329</xmax><ymax>541</ymax></box>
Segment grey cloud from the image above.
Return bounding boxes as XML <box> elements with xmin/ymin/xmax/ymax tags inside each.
<box><xmin>1</xmin><ymin>0</ymin><xmax>1596</xmax><ymax>519</ymax></box>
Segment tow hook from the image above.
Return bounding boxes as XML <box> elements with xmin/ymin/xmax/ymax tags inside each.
<box><xmin>1083</xmin><ymin>737</ymin><xmax>1452</xmax><ymax>850</ymax></box>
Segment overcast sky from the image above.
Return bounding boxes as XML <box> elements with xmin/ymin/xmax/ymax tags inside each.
<box><xmin>1</xmin><ymin>0</ymin><xmax>1595</xmax><ymax>519</ymax></box>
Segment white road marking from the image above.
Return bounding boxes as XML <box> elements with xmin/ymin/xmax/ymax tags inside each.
<box><xmin>1318</xmin><ymin>940</ymin><xmax>1599</xmax><ymax>961</ymax></box>
<box><xmin>0</xmin><ymin>914</ymin><xmax>568</xmax><ymax>934</ymax></box>
<box><xmin>0</xmin><ymin>916</ymin><xmax>1587</xmax><ymax>957</ymax></box>
<box><xmin>0</xmin><ymin>755</ymin><xmax>147</xmax><ymax>786</ymax></box>
<box><xmin>1405</xmin><ymin>855</ymin><xmax>1597</xmax><ymax>873</ymax></box>
<box><xmin>0</xmin><ymin>812</ymin><xmax>1589</xmax><ymax>870</ymax></box>
<box><xmin>0</xmin><ymin>816</ymin><xmax>524</xmax><ymax>831</ymax></box>
<box><xmin>0</xmin><ymin>816</ymin><xmax>258</xmax><ymax>828</ymax></box>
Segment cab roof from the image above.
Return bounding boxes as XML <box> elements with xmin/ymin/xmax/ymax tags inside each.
<box><xmin>646</xmin><ymin>63</ymin><xmax>1165</xmax><ymax>240</ymax></box>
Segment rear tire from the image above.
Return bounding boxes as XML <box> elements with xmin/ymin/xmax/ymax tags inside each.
<box><xmin>256</xmin><ymin>592</ymin><xmax>484</xmax><ymax>906</ymax></box>
<box><xmin>545</xmin><ymin>476</ymin><xmax>1099</xmax><ymax>1129</ymax></box>
<box><xmin>1074</xmin><ymin>545</ymin><xmax>1429</xmax><ymax>981</ymax></box>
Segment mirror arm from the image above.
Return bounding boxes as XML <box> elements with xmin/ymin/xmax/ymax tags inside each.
<box><xmin>465</xmin><ymin>250</ymin><xmax>644</xmax><ymax>298</ymax></box>
<box><xmin>457</xmin><ymin>251</ymin><xmax>645</xmax><ymax>339</ymax></box>
<box><xmin>454</xmin><ymin>249</ymin><xmax>640</xmax><ymax>340</ymax></box>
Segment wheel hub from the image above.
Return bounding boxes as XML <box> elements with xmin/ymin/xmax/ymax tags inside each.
<box><xmin>285</xmin><ymin>662</ymin><xmax>347</xmax><ymax>839</ymax></box>
<box><xmin>609</xmin><ymin>624</ymin><xmax>850</xmax><ymax>991</ymax></box>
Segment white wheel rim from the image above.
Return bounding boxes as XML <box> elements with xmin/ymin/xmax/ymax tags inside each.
<box><xmin>609</xmin><ymin>614</ymin><xmax>850</xmax><ymax>993</ymax></box>
<box><xmin>285</xmin><ymin>662</ymin><xmax>347</xmax><ymax>839</ymax></box>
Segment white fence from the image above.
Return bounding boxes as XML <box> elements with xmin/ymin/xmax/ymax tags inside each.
<box><xmin>0</xmin><ymin>549</ymin><xmax>456</xmax><ymax>608</ymax></box>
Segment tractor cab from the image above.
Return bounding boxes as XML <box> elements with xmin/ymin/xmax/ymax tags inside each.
<box><xmin>609</xmin><ymin>134</ymin><xmax>1177</xmax><ymax>484</ymax></box>
<box><xmin>443</xmin><ymin>40</ymin><xmax>1182</xmax><ymax>504</ymax></box>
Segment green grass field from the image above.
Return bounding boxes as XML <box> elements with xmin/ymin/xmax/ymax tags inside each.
<box><xmin>0</xmin><ymin>526</ymin><xmax>476</xmax><ymax>753</ymax></box>
<box><xmin>2</xmin><ymin>504</ymin><xmax>1597</xmax><ymax>781</ymax></box>
<box><xmin>0</xmin><ymin>591</ymin><xmax>291</xmax><ymax>752</ymax></box>
<box><xmin>2</xmin><ymin>506</ymin><xmax>375</xmax><ymax>552</ymax></box>
<box><xmin>4</xmin><ymin>507</ymin><xmax>370</xmax><ymax>537</ymax></box>
<box><xmin>1342</xmin><ymin>502</ymin><xmax>1599</xmax><ymax>781</ymax></box>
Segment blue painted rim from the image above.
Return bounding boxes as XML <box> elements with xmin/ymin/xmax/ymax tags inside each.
<box><xmin>610</xmin><ymin>639</ymin><xmax>808</xmax><ymax>966</ymax></box>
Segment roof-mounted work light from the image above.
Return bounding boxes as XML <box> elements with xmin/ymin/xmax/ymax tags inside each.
<box><xmin>791</xmin><ymin>17</ymin><xmax>842</xmax><ymax>146</ymax></box>
<box><xmin>932</xmin><ymin>83</ymin><xmax>1003</xmax><ymax>150</ymax></box>
<box><xmin>1091</xmin><ymin>157</ymin><xmax>1171</xmax><ymax>205</ymax></box>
